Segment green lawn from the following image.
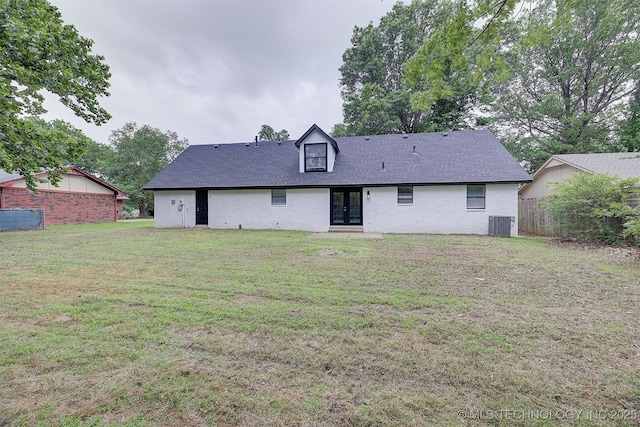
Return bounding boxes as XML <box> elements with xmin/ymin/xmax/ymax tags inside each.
<box><xmin>1</xmin><ymin>221</ymin><xmax>639</xmax><ymax>426</ymax></box>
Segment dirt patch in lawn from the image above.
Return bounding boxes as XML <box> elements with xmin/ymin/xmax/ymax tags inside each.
<box><xmin>316</xmin><ymin>248</ymin><xmax>349</xmax><ymax>256</ymax></box>
<box><xmin>549</xmin><ymin>236</ymin><xmax>640</xmax><ymax>258</ymax></box>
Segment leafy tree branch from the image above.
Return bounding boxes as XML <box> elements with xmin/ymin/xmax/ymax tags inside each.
<box><xmin>0</xmin><ymin>0</ymin><xmax>110</xmax><ymax>190</ymax></box>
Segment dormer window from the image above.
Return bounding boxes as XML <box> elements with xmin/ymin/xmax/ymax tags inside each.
<box><xmin>305</xmin><ymin>143</ymin><xmax>327</xmax><ymax>172</ymax></box>
<box><xmin>295</xmin><ymin>124</ymin><xmax>339</xmax><ymax>173</ymax></box>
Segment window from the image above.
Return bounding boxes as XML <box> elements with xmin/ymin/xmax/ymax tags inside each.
<box><xmin>271</xmin><ymin>189</ymin><xmax>286</xmax><ymax>205</ymax></box>
<box><xmin>467</xmin><ymin>184</ymin><xmax>485</xmax><ymax>209</ymax></box>
<box><xmin>305</xmin><ymin>143</ymin><xmax>327</xmax><ymax>172</ymax></box>
<box><xmin>397</xmin><ymin>186</ymin><xmax>413</xmax><ymax>204</ymax></box>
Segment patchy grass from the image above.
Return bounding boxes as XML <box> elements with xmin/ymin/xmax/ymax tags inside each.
<box><xmin>1</xmin><ymin>221</ymin><xmax>639</xmax><ymax>426</ymax></box>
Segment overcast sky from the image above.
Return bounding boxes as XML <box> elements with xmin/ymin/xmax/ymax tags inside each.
<box><xmin>45</xmin><ymin>0</ymin><xmax>404</xmax><ymax>145</ymax></box>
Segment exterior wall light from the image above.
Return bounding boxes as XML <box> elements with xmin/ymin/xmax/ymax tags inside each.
<box><xmin>367</xmin><ymin>190</ymin><xmax>370</xmax><ymax>200</ymax></box>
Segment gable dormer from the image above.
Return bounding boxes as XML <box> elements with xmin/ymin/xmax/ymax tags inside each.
<box><xmin>294</xmin><ymin>124</ymin><xmax>339</xmax><ymax>173</ymax></box>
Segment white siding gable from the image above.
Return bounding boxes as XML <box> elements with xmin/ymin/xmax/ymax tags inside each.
<box><xmin>12</xmin><ymin>172</ymin><xmax>114</xmax><ymax>194</ymax></box>
<box><xmin>297</xmin><ymin>130</ymin><xmax>337</xmax><ymax>173</ymax></box>
<box><xmin>519</xmin><ymin>164</ymin><xmax>579</xmax><ymax>199</ymax></box>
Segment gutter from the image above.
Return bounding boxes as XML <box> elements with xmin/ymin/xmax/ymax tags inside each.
<box><xmin>145</xmin><ymin>180</ymin><xmax>533</xmax><ymax>192</ymax></box>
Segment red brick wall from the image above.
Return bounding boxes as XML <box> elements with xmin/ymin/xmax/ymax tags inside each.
<box><xmin>0</xmin><ymin>187</ymin><xmax>117</xmax><ymax>225</ymax></box>
<box><xmin>116</xmin><ymin>199</ymin><xmax>125</xmax><ymax>220</ymax></box>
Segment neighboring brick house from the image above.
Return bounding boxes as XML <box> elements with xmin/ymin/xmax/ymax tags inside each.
<box><xmin>0</xmin><ymin>167</ymin><xmax>128</xmax><ymax>225</ymax></box>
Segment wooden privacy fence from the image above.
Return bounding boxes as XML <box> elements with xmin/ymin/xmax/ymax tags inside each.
<box><xmin>518</xmin><ymin>199</ymin><xmax>557</xmax><ymax>235</ymax></box>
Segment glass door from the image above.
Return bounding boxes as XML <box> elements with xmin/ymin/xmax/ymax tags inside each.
<box><xmin>331</xmin><ymin>188</ymin><xmax>362</xmax><ymax>225</ymax></box>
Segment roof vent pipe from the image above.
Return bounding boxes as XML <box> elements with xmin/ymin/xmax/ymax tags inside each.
<box><xmin>412</xmin><ymin>145</ymin><xmax>416</xmax><ymax>154</ymax></box>
<box><xmin>255</xmin><ymin>135</ymin><xmax>258</xmax><ymax>146</ymax></box>
<box><xmin>381</xmin><ymin>161</ymin><xmax>386</xmax><ymax>171</ymax></box>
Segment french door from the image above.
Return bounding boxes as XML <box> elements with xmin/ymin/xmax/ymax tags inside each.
<box><xmin>331</xmin><ymin>188</ymin><xmax>362</xmax><ymax>225</ymax></box>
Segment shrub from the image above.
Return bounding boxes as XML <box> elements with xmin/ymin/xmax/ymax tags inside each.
<box><xmin>121</xmin><ymin>204</ymin><xmax>137</xmax><ymax>220</ymax></box>
<box><xmin>623</xmin><ymin>216</ymin><xmax>640</xmax><ymax>245</ymax></box>
<box><xmin>540</xmin><ymin>173</ymin><xmax>640</xmax><ymax>246</ymax></box>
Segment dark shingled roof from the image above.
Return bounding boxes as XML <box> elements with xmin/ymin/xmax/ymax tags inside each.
<box><xmin>144</xmin><ymin>129</ymin><xmax>531</xmax><ymax>190</ymax></box>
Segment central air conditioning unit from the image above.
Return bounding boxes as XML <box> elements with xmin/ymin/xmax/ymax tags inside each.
<box><xmin>488</xmin><ymin>216</ymin><xmax>514</xmax><ymax>237</ymax></box>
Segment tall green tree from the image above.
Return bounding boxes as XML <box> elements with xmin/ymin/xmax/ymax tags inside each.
<box><xmin>618</xmin><ymin>84</ymin><xmax>640</xmax><ymax>152</ymax></box>
<box><xmin>27</xmin><ymin>117</ymin><xmax>117</xmax><ymax>186</ymax></box>
<box><xmin>330</xmin><ymin>123</ymin><xmax>350</xmax><ymax>138</ymax></box>
<box><xmin>74</xmin><ymin>139</ymin><xmax>116</xmax><ymax>178</ymax></box>
<box><xmin>402</xmin><ymin>0</ymin><xmax>515</xmax><ymax>127</ymax></box>
<box><xmin>492</xmin><ymin>0</ymin><xmax>640</xmax><ymax>170</ymax></box>
<box><xmin>15</xmin><ymin>117</ymin><xmax>93</xmax><ymax>186</ymax></box>
<box><xmin>339</xmin><ymin>0</ymin><xmax>479</xmax><ymax>136</ymax></box>
<box><xmin>109</xmin><ymin>123</ymin><xmax>188</xmax><ymax>215</ymax></box>
<box><xmin>258</xmin><ymin>124</ymin><xmax>289</xmax><ymax>141</ymax></box>
<box><xmin>0</xmin><ymin>0</ymin><xmax>111</xmax><ymax>190</ymax></box>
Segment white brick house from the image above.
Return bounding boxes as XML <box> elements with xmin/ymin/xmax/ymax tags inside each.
<box><xmin>145</xmin><ymin>125</ymin><xmax>531</xmax><ymax>235</ymax></box>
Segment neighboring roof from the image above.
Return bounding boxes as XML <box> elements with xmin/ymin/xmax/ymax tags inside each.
<box><xmin>534</xmin><ymin>153</ymin><xmax>640</xmax><ymax>180</ymax></box>
<box><xmin>0</xmin><ymin>167</ymin><xmax>128</xmax><ymax>199</ymax></box>
<box><xmin>0</xmin><ymin>170</ymin><xmax>23</xmax><ymax>184</ymax></box>
<box><xmin>144</xmin><ymin>128</ymin><xmax>531</xmax><ymax>190</ymax></box>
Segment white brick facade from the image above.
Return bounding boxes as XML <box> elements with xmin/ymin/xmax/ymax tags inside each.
<box><xmin>362</xmin><ymin>184</ymin><xmax>519</xmax><ymax>235</ymax></box>
<box><xmin>154</xmin><ymin>184</ymin><xmax>519</xmax><ymax>235</ymax></box>
<box><xmin>209</xmin><ymin>188</ymin><xmax>328</xmax><ymax>231</ymax></box>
